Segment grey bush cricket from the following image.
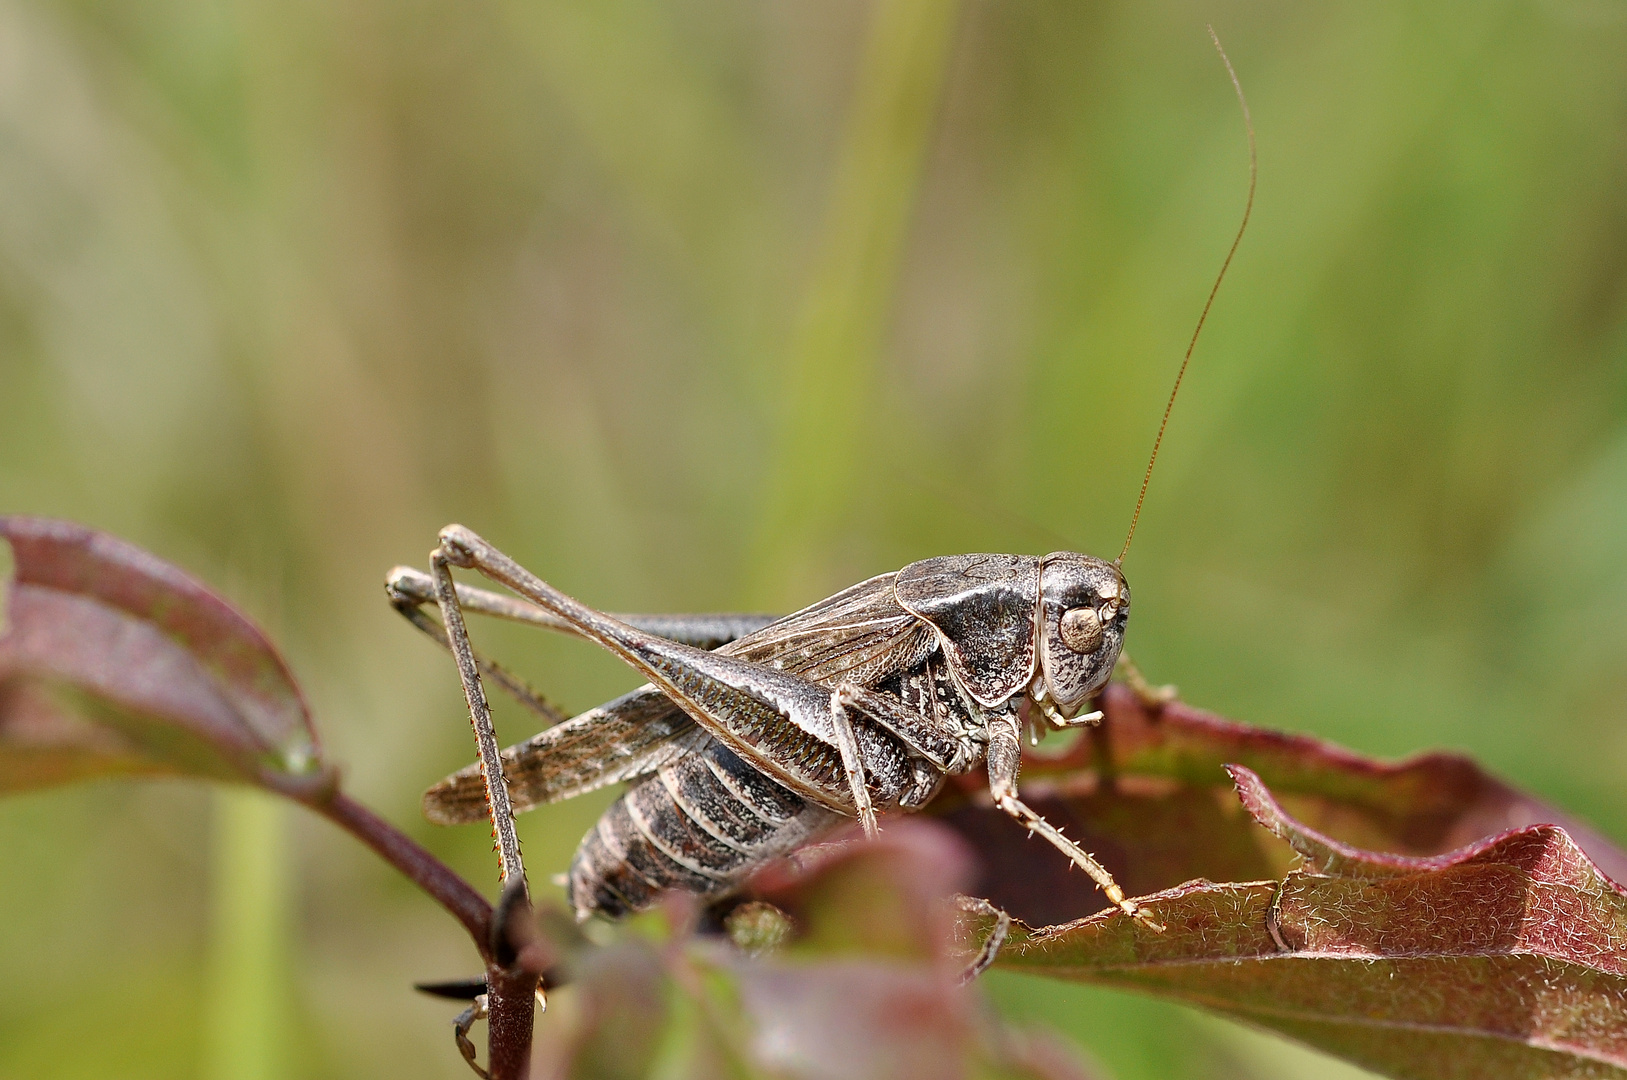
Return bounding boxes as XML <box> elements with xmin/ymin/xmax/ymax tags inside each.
<box><xmin>389</xmin><ymin>29</ymin><xmax>1255</xmax><ymax>1016</ymax></box>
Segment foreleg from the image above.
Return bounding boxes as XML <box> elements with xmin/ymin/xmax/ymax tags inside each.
<box><xmin>955</xmin><ymin>896</ymin><xmax>1012</xmax><ymax>984</ymax></box>
<box><xmin>985</xmin><ymin>713</ymin><xmax>1163</xmax><ymax>932</ymax></box>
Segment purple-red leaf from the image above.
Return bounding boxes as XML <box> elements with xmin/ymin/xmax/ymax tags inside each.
<box><xmin>0</xmin><ymin>517</ymin><xmax>325</xmax><ymax>794</ymax></box>
<box><xmin>533</xmin><ymin>821</ymin><xmax>1101</xmax><ymax>1080</ymax></box>
<box><xmin>933</xmin><ymin>683</ymin><xmax>1627</xmax><ymax>925</ymax></box>
<box><xmin>961</xmin><ymin>765</ymin><xmax>1627</xmax><ymax>1080</ymax></box>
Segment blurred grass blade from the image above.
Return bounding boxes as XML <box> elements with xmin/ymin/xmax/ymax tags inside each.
<box><xmin>203</xmin><ymin>787</ymin><xmax>294</xmax><ymax>1080</ymax></box>
<box><xmin>0</xmin><ymin>517</ymin><xmax>326</xmax><ymax>793</ymax></box>
<box><xmin>751</xmin><ymin>0</ymin><xmax>960</xmax><ymax>602</ymax></box>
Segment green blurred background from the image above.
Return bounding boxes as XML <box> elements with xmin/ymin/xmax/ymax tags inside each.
<box><xmin>1</xmin><ymin>0</ymin><xmax>1624</xmax><ymax>1076</ymax></box>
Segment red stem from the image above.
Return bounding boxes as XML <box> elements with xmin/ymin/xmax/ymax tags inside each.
<box><xmin>311</xmin><ymin>791</ymin><xmax>538</xmax><ymax>1078</ymax></box>
<box><xmin>316</xmin><ymin>791</ymin><xmax>494</xmax><ymax>953</ymax></box>
<box><xmin>485</xmin><ymin>966</ymin><xmax>539</xmax><ymax>1079</ymax></box>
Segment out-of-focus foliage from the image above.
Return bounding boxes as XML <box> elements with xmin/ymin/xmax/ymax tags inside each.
<box><xmin>533</xmin><ymin>822</ymin><xmax>1101</xmax><ymax>1080</ymax></box>
<box><xmin>0</xmin><ymin>516</ymin><xmax>323</xmax><ymax>791</ymax></box>
<box><xmin>0</xmin><ymin>0</ymin><xmax>1624</xmax><ymax>1077</ymax></box>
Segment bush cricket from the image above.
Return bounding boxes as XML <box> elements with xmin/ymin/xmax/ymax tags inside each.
<box><xmin>390</xmin><ymin>29</ymin><xmax>1255</xmax><ymax>1028</ymax></box>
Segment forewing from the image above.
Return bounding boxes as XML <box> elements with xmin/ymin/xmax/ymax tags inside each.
<box><xmin>422</xmin><ymin>686</ymin><xmax>704</xmax><ymax>824</ymax></box>
<box><xmin>723</xmin><ymin>572</ymin><xmax>932</xmax><ymax>685</ymax></box>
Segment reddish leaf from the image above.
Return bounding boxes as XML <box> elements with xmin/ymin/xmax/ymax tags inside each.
<box><xmin>0</xmin><ymin>517</ymin><xmax>325</xmax><ymax>794</ymax></box>
<box><xmin>964</xmin><ymin>767</ymin><xmax>1627</xmax><ymax>1080</ymax></box>
<box><xmin>534</xmin><ymin>820</ymin><xmax>1101</xmax><ymax>1080</ymax></box>
<box><xmin>934</xmin><ymin>775</ymin><xmax>1280</xmax><ymax>927</ymax></box>
<box><xmin>933</xmin><ymin>683</ymin><xmax>1627</xmax><ymax>926</ymax></box>
<box><xmin>531</xmin><ymin>940</ymin><xmax>675</xmax><ymax>1080</ymax></box>
<box><xmin>744</xmin><ymin>820</ymin><xmax>975</xmax><ymax>964</ymax></box>
<box><xmin>710</xmin><ymin>823</ymin><xmax>1103</xmax><ymax>1080</ymax></box>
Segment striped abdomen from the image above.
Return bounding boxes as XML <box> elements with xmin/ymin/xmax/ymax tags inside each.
<box><xmin>567</xmin><ymin>737</ymin><xmax>839</xmax><ymax>919</ymax></box>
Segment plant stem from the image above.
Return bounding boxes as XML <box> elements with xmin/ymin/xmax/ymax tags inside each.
<box><xmin>485</xmin><ymin>966</ymin><xmax>539</xmax><ymax>1080</ymax></box>
<box><xmin>203</xmin><ymin>788</ymin><xmax>293</xmax><ymax>1080</ymax></box>
<box><xmin>316</xmin><ymin>790</ymin><xmax>493</xmax><ymax>956</ymax></box>
<box><xmin>314</xmin><ymin>791</ymin><xmax>539</xmax><ymax>1078</ymax></box>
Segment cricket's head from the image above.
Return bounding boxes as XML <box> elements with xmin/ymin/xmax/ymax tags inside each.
<box><xmin>1037</xmin><ymin>552</ymin><xmax>1128</xmax><ymax>717</ymax></box>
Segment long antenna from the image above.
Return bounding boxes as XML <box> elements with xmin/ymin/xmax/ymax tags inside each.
<box><xmin>1117</xmin><ymin>26</ymin><xmax>1255</xmax><ymax>566</ymax></box>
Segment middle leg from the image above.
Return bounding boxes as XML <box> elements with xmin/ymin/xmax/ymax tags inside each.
<box><xmin>829</xmin><ymin>685</ymin><xmax>879</xmax><ymax>838</ymax></box>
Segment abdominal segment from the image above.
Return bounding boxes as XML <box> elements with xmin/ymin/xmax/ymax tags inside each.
<box><xmin>567</xmin><ymin>737</ymin><xmax>840</xmax><ymax>920</ymax></box>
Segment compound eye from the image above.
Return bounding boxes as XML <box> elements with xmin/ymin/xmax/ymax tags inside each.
<box><xmin>1058</xmin><ymin>606</ymin><xmax>1104</xmax><ymax>654</ymax></box>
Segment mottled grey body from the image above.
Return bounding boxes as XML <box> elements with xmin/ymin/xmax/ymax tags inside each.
<box><xmin>564</xmin><ymin>641</ymin><xmax>985</xmax><ymax>917</ymax></box>
<box><xmin>410</xmin><ymin>548</ymin><xmax>1136</xmax><ymax>924</ymax></box>
<box><xmin>570</xmin><ymin>739</ymin><xmax>836</xmax><ymax>917</ymax></box>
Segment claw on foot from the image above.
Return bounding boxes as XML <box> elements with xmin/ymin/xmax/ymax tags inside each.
<box><xmin>1122</xmin><ymin>901</ymin><xmax>1166</xmax><ymax>933</ymax></box>
<box><xmin>1104</xmin><ymin>883</ymin><xmax>1166</xmax><ymax>933</ymax></box>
